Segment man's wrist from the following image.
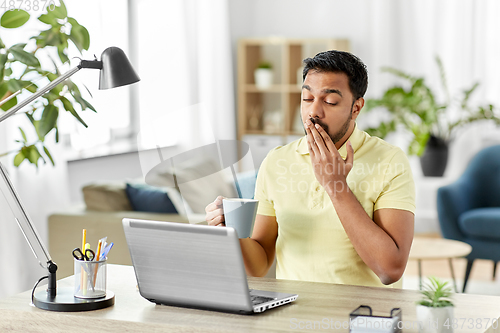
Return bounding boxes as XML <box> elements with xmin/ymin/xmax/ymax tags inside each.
<box><xmin>325</xmin><ymin>179</ymin><xmax>352</xmax><ymax>202</ymax></box>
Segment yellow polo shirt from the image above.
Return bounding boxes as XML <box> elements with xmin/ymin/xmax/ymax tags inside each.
<box><xmin>254</xmin><ymin>125</ymin><xmax>415</xmax><ymax>287</ymax></box>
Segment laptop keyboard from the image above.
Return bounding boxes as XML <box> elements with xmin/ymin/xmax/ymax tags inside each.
<box><xmin>251</xmin><ymin>295</ymin><xmax>275</xmax><ymax>305</ymax></box>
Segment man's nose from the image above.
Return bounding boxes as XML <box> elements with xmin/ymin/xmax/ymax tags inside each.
<box><xmin>308</xmin><ymin>100</ymin><xmax>324</xmax><ymax>119</ymax></box>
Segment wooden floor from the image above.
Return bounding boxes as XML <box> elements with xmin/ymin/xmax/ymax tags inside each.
<box><xmin>405</xmin><ymin>233</ymin><xmax>496</xmax><ymax>283</ymax></box>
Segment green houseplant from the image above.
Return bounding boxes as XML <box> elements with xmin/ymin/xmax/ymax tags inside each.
<box><xmin>416</xmin><ymin>276</ymin><xmax>454</xmax><ymax>333</ymax></box>
<box><xmin>363</xmin><ymin>57</ymin><xmax>500</xmax><ymax>176</ymax></box>
<box><xmin>0</xmin><ymin>1</ymin><xmax>93</xmax><ymax>167</ymax></box>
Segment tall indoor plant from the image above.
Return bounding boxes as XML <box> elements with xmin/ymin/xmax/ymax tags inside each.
<box><xmin>0</xmin><ymin>1</ymin><xmax>93</xmax><ymax>167</ymax></box>
<box><xmin>363</xmin><ymin>57</ymin><xmax>500</xmax><ymax>176</ymax></box>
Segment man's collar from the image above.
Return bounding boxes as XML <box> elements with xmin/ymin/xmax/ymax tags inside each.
<box><xmin>296</xmin><ymin>123</ymin><xmax>362</xmax><ymax>159</ymax></box>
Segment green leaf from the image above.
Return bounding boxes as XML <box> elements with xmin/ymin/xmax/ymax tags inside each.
<box><xmin>61</xmin><ymin>96</ymin><xmax>87</xmax><ymax>127</ymax></box>
<box><xmin>51</xmin><ymin>0</ymin><xmax>68</xmax><ymax>19</ymax></box>
<box><xmin>13</xmin><ymin>151</ymin><xmax>26</xmax><ymax>167</ymax></box>
<box><xmin>0</xmin><ymin>53</ymin><xmax>7</xmax><ymax>80</ymax></box>
<box><xmin>19</xmin><ymin>127</ymin><xmax>27</xmax><ymax>142</ymax></box>
<box><xmin>0</xmin><ymin>37</ymin><xmax>5</xmax><ymax>48</ymax></box>
<box><xmin>0</xmin><ymin>10</ymin><xmax>30</xmax><ymax>29</ymax></box>
<box><xmin>70</xmin><ymin>88</ymin><xmax>96</xmax><ymax>112</ymax></box>
<box><xmin>25</xmin><ymin>112</ymin><xmax>40</xmax><ymax>136</ymax></box>
<box><xmin>7</xmin><ymin>79</ymin><xmax>23</xmax><ymax>92</ymax></box>
<box><xmin>43</xmin><ymin>146</ymin><xmax>55</xmax><ymax>166</ymax></box>
<box><xmin>38</xmin><ymin>104</ymin><xmax>59</xmax><ymax>139</ymax></box>
<box><xmin>26</xmin><ymin>145</ymin><xmax>43</xmax><ymax>167</ymax></box>
<box><xmin>10</xmin><ymin>43</ymin><xmax>27</xmax><ymax>50</ymax></box>
<box><xmin>80</xmin><ymin>96</ymin><xmax>96</xmax><ymax>112</ymax></box>
<box><xmin>33</xmin><ymin>28</ymin><xmax>61</xmax><ymax>48</ymax></box>
<box><xmin>57</xmin><ymin>43</ymin><xmax>69</xmax><ymax>63</ymax></box>
<box><xmin>59</xmin><ymin>96</ymin><xmax>74</xmax><ymax>111</ymax></box>
<box><xmin>0</xmin><ymin>94</ymin><xmax>16</xmax><ymax>111</ymax></box>
<box><xmin>416</xmin><ymin>276</ymin><xmax>454</xmax><ymax>307</ymax></box>
<box><xmin>68</xmin><ymin>18</ymin><xmax>90</xmax><ymax>52</ymax></box>
<box><xmin>24</xmin><ymin>82</ymin><xmax>38</xmax><ymax>93</ymax></box>
<box><xmin>38</xmin><ymin>13</ymin><xmax>58</xmax><ymax>26</ymax></box>
<box><xmin>9</xmin><ymin>47</ymin><xmax>41</xmax><ymax>67</ymax></box>
<box><xmin>435</xmin><ymin>56</ymin><xmax>450</xmax><ymax>104</ymax></box>
<box><xmin>461</xmin><ymin>82</ymin><xmax>479</xmax><ymax>110</ymax></box>
<box><xmin>0</xmin><ymin>81</ymin><xmax>8</xmax><ymax>99</ymax></box>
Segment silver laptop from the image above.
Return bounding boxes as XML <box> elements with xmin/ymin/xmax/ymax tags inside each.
<box><xmin>122</xmin><ymin>218</ymin><xmax>298</xmax><ymax>314</ymax></box>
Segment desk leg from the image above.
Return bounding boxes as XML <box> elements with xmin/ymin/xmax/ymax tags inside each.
<box><xmin>448</xmin><ymin>258</ymin><xmax>458</xmax><ymax>293</ymax></box>
<box><xmin>418</xmin><ymin>260</ymin><xmax>422</xmax><ymax>290</ymax></box>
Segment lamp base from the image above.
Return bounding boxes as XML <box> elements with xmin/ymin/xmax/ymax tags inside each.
<box><xmin>33</xmin><ymin>287</ymin><xmax>115</xmax><ymax>312</ymax></box>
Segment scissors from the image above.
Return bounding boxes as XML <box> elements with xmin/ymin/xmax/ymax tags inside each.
<box><xmin>72</xmin><ymin>247</ymin><xmax>95</xmax><ymax>261</ymax></box>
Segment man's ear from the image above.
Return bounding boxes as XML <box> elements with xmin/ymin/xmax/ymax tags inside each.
<box><xmin>351</xmin><ymin>98</ymin><xmax>364</xmax><ymax>120</ymax></box>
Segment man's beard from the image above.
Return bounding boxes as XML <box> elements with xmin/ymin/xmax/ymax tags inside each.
<box><xmin>305</xmin><ymin>108</ymin><xmax>353</xmax><ymax>144</ymax></box>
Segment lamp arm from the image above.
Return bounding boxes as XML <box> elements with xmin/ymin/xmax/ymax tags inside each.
<box><xmin>0</xmin><ymin>65</ymin><xmax>82</xmax><ymax>124</ymax></box>
<box><xmin>0</xmin><ymin>162</ymin><xmax>52</xmax><ymax>264</ymax></box>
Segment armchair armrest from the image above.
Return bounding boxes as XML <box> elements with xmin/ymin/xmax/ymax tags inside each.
<box><xmin>437</xmin><ymin>178</ymin><xmax>477</xmax><ymax>241</ymax></box>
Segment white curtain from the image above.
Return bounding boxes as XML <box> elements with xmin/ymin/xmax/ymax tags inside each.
<box><xmin>134</xmin><ymin>0</ymin><xmax>236</xmax><ymax>148</ymax></box>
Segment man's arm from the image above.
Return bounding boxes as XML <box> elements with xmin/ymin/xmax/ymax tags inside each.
<box><xmin>239</xmin><ymin>214</ymin><xmax>278</xmax><ymax>277</ymax></box>
<box><xmin>205</xmin><ymin>197</ymin><xmax>278</xmax><ymax>277</ymax></box>
<box><xmin>330</xmin><ymin>190</ymin><xmax>414</xmax><ymax>284</ymax></box>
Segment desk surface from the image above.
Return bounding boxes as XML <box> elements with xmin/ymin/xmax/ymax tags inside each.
<box><xmin>0</xmin><ymin>265</ymin><xmax>499</xmax><ymax>332</ymax></box>
<box><xmin>409</xmin><ymin>237</ymin><xmax>472</xmax><ymax>260</ymax></box>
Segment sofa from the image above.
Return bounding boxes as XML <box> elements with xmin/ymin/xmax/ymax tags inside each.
<box><xmin>48</xmin><ymin>166</ymin><xmax>259</xmax><ymax>278</ymax></box>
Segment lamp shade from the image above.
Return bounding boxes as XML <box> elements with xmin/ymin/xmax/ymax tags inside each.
<box><xmin>99</xmin><ymin>47</ymin><xmax>140</xmax><ymax>90</ymax></box>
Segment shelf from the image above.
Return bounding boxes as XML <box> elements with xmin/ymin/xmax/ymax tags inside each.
<box><xmin>237</xmin><ymin>37</ymin><xmax>350</xmax><ymax>168</ymax></box>
<box><xmin>242</xmin><ymin>84</ymin><xmax>303</xmax><ymax>93</ymax></box>
<box><xmin>243</xmin><ymin>85</ymin><xmax>284</xmax><ymax>93</ymax></box>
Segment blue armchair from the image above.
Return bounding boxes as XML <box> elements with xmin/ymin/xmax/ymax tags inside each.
<box><xmin>437</xmin><ymin>144</ymin><xmax>500</xmax><ymax>292</ymax></box>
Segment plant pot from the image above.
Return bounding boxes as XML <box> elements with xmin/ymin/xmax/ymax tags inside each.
<box><xmin>416</xmin><ymin>305</ymin><xmax>454</xmax><ymax>333</ymax></box>
<box><xmin>420</xmin><ymin>135</ymin><xmax>449</xmax><ymax>177</ymax></box>
<box><xmin>254</xmin><ymin>69</ymin><xmax>273</xmax><ymax>89</ymax></box>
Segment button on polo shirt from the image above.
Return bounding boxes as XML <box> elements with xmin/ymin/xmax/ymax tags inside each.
<box><xmin>254</xmin><ymin>124</ymin><xmax>415</xmax><ymax>288</ymax></box>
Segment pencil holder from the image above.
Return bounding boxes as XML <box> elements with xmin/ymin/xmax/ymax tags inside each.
<box><xmin>74</xmin><ymin>258</ymin><xmax>107</xmax><ymax>299</ymax></box>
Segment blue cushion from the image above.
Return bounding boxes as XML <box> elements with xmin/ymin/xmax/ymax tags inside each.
<box><xmin>235</xmin><ymin>170</ymin><xmax>258</xmax><ymax>199</ymax></box>
<box><xmin>458</xmin><ymin>207</ymin><xmax>500</xmax><ymax>240</ymax></box>
<box><xmin>125</xmin><ymin>183</ymin><xmax>178</xmax><ymax>214</ymax></box>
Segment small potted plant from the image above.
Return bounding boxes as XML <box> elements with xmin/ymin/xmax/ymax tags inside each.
<box><xmin>416</xmin><ymin>276</ymin><xmax>454</xmax><ymax>333</ymax></box>
<box><xmin>254</xmin><ymin>61</ymin><xmax>273</xmax><ymax>89</ymax></box>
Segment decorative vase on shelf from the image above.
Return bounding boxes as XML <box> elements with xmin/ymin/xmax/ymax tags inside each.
<box><xmin>254</xmin><ymin>61</ymin><xmax>273</xmax><ymax>89</ymax></box>
<box><xmin>263</xmin><ymin>109</ymin><xmax>281</xmax><ymax>134</ymax></box>
<box><xmin>420</xmin><ymin>135</ymin><xmax>449</xmax><ymax>177</ymax></box>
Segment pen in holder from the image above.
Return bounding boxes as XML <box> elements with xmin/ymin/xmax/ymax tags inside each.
<box><xmin>74</xmin><ymin>258</ymin><xmax>107</xmax><ymax>299</ymax></box>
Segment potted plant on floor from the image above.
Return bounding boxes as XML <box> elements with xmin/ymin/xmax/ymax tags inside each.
<box><xmin>416</xmin><ymin>276</ymin><xmax>454</xmax><ymax>333</ymax></box>
<box><xmin>362</xmin><ymin>57</ymin><xmax>500</xmax><ymax>177</ymax></box>
<box><xmin>254</xmin><ymin>61</ymin><xmax>273</xmax><ymax>89</ymax></box>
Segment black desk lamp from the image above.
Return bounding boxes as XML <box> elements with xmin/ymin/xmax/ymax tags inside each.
<box><xmin>0</xmin><ymin>47</ymin><xmax>139</xmax><ymax>311</ymax></box>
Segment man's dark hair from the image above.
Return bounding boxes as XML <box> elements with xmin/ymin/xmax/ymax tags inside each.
<box><xmin>302</xmin><ymin>50</ymin><xmax>368</xmax><ymax>101</ymax></box>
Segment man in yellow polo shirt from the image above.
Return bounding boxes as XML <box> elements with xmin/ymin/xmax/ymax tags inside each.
<box><xmin>205</xmin><ymin>50</ymin><xmax>415</xmax><ymax>288</ymax></box>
